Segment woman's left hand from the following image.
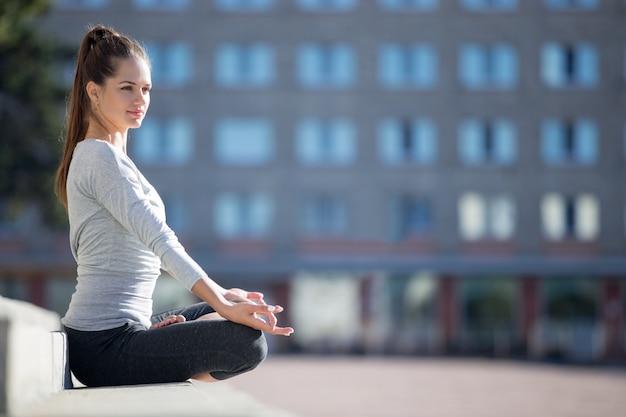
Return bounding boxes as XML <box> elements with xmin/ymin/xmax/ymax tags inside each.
<box><xmin>221</xmin><ymin>288</ymin><xmax>294</xmax><ymax>336</ymax></box>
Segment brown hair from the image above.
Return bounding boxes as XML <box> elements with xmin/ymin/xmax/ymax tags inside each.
<box><xmin>54</xmin><ymin>25</ymin><xmax>150</xmax><ymax>210</ymax></box>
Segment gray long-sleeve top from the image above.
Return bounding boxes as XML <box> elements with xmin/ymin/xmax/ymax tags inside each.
<box><xmin>62</xmin><ymin>139</ymin><xmax>205</xmax><ymax>331</ymax></box>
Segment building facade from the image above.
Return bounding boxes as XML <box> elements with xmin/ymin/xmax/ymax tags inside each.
<box><xmin>3</xmin><ymin>0</ymin><xmax>624</xmax><ymax>359</ymax></box>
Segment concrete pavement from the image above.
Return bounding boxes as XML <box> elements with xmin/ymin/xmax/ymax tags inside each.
<box><xmin>229</xmin><ymin>356</ymin><xmax>626</xmax><ymax>417</ymax></box>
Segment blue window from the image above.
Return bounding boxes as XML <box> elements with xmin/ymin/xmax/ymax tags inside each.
<box><xmin>378</xmin><ymin>0</ymin><xmax>437</xmax><ymax>11</ymax></box>
<box><xmin>133</xmin><ymin>0</ymin><xmax>191</xmax><ymax>10</ymax></box>
<box><xmin>458</xmin><ymin>119</ymin><xmax>516</xmax><ymax>166</ymax></box>
<box><xmin>214</xmin><ymin>118</ymin><xmax>274</xmax><ymax>165</ymax></box>
<box><xmin>297</xmin><ymin>43</ymin><xmax>356</xmax><ymax>88</ymax></box>
<box><xmin>303</xmin><ymin>195</ymin><xmax>348</xmax><ymax>236</ymax></box>
<box><xmin>297</xmin><ymin>0</ymin><xmax>356</xmax><ymax>11</ymax></box>
<box><xmin>54</xmin><ymin>0</ymin><xmax>108</xmax><ymax>8</ymax></box>
<box><xmin>296</xmin><ymin>119</ymin><xmax>356</xmax><ymax>165</ymax></box>
<box><xmin>541</xmin><ymin>119</ymin><xmax>598</xmax><ymax>165</ymax></box>
<box><xmin>460</xmin><ymin>0</ymin><xmax>517</xmax><ymax>11</ymax></box>
<box><xmin>215</xmin><ymin>43</ymin><xmax>274</xmax><ymax>87</ymax></box>
<box><xmin>215</xmin><ymin>0</ymin><xmax>274</xmax><ymax>11</ymax></box>
<box><xmin>144</xmin><ymin>42</ymin><xmax>193</xmax><ymax>87</ymax></box>
<box><xmin>390</xmin><ymin>196</ymin><xmax>432</xmax><ymax>240</ymax></box>
<box><xmin>132</xmin><ymin>118</ymin><xmax>194</xmax><ymax>166</ymax></box>
<box><xmin>544</xmin><ymin>0</ymin><xmax>598</xmax><ymax>10</ymax></box>
<box><xmin>379</xmin><ymin>44</ymin><xmax>437</xmax><ymax>89</ymax></box>
<box><xmin>162</xmin><ymin>196</ymin><xmax>189</xmax><ymax>234</ymax></box>
<box><xmin>214</xmin><ymin>192</ymin><xmax>273</xmax><ymax>238</ymax></box>
<box><xmin>379</xmin><ymin>118</ymin><xmax>437</xmax><ymax>165</ymax></box>
<box><xmin>623</xmin><ymin>125</ymin><xmax>626</xmax><ymax>159</ymax></box>
<box><xmin>541</xmin><ymin>42</ymin><xmax>597</xmax><ymax>88</ymax></box>
<box><xmin>459</xmin><ymin>43</ymin><xmax>517</xmax><ymax>89</ymax></box>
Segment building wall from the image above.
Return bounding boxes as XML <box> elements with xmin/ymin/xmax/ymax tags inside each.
<box><xmin>13</xmin><ymin>0</ymin><xmax>625</xmax><ymax>359</ymax></box>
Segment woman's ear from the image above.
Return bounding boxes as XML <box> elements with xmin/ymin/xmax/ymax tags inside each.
<box><xmin>85</xmin><ymin>81</ymin><xmax>100</xmax><ymax>104</ymax></box>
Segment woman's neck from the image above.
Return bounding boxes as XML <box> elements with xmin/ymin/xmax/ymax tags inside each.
<box><xmin>85</xmin><ymin>127</ymin><xmax>127</xmax><ymax>153</ymax></box>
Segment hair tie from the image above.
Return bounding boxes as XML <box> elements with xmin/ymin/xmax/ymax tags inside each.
<box><xmin>88</xmin><ymin>28</ymin><xmax>108</xmax><ymax>49</ymax></box>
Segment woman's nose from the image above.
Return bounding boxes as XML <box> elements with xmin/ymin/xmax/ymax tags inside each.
<box><xmin>135</xmin><ymin>91</ymin><xmax>148</xmax><ymax>106</ymax></box>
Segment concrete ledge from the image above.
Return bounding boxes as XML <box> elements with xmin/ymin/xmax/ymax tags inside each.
<box><xmin>20</xmin><ymin>381</ymin><xmax>297</xmax><ymax>417</ymax></box>
<box><xmin>0</xmin><ymin>296</ymin><xmax>67</xmax><ymax>417</ymax></box>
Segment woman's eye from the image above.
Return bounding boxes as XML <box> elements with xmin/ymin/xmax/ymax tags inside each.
<box><xmin>122</xmin><ymin>86</ymin><xmax>132</xmax><ymax>91</ymax></box>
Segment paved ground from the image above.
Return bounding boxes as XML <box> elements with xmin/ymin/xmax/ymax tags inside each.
<box><xmin>228</xmin><ymin>356</ymin><xmax>626</xmax><ymax>417</ymax></box>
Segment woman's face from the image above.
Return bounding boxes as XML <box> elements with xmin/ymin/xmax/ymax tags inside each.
<box><xmin>88</xmin><ymin>57</ymin><xmax>151</xmax><ymax>132</ymax></box>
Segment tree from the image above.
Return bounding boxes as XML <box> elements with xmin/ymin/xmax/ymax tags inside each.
<box><xmin>0</xmin><ymin>0</ymin><xmax>69</xmax><ymax>229</ymax></box>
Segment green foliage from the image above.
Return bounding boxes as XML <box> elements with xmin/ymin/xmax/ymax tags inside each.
<box><xmin>0</xmin><ymin>0</ymin><xmax>70</xmax><ymax>228</ymax></box>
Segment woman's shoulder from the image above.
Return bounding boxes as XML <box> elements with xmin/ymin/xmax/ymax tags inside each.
<box><xmin>72</xmin><ymin>139</ymin><xmax>139</xmax><ymax>182</ymax></box>
<box><xmin>74</xmin><ymin>139</ymin><xmax>129</xmax><ymax>167</ymax></box>
<box><xmin>76</xmin><ymin>138</ymin><xmax>116</xmax><ymax>156</ymax></box>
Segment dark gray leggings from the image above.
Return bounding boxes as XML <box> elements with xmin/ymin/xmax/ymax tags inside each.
<box><xmin>64</xmin><ymin>303</ymin><xmax>267</xmax><ymax>387</ymax></box>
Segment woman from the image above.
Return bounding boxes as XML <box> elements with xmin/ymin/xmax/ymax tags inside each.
<box><xmin>54</xmin><ymin>25</ymin><xmax>293</xmax><ymax>387</ymax></box>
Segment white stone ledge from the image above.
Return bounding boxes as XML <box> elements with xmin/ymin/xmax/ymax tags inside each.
<box><xmin>0</xmin><ymin>296</ymin><xmax>67</xmax><ymax>417</ymax></box>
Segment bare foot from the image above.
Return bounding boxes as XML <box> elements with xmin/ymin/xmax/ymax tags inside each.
<box><xmin>150</xmin><ymin>314</ymin><xmax>186</xmax><ymax>330</ymax></box>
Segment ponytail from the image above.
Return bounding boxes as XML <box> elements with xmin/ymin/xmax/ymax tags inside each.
<box><xmin>54</xmin><ymin>25</ymin><xmax>149</xmax><ymax>210</ymax></box>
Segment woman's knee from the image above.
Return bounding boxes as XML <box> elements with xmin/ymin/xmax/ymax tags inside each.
<box><xmin>210</xmin><ymin>326</ymin><xmax>267</xmax><ymax>380</ymax></box>
<box><xmin>239</xmin><ymin>327</ymin><xmax>268</xmax><ymax>367</ymax></box>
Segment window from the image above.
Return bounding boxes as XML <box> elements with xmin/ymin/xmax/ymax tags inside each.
<box><xmin>303</xmin><ymin>195</ymin><xmax>348</xmax><ymax>236</ymax></box>
<box><xmin>460</xmin><ymin>0</ymin><xmax>517</xmax><ymax>11</ymax></box>
<box><xmin>459</xmin><ymin>193</ymin><xmax>516</xmax><ymax>240</ymax></box>
<box><xmin>57</xmin><ymin>60</ymin><xmax>76</xmax><ymax>88</ymax></box>
<box><xmin>215</xmin><ymin>0</ymin><xmax>274</xmax><ymax>11</ymax></box>
<box><xmin>541</xmin><ymin>42</ymin><xmax>597</xmax><ymax>88</ymax></box>
<box><xmin>133</xmin><ymin>0</ymin><xmax>190</xmax><ymax>10</ymax></box>
<box><xmin>542</xmin><ymin>193</ymin><xmax>599</xmax><ymax>241</ymax></box>
<box><xmin>297</xmin><ymin>43</ymin><xmax>356</xmax><ymax>88</ymax></box>
<box><xmin>215</xmin><ymin>43</ymin><xmax>274</xmax><ymax>87</ymax></box>
<box><xmin>459</xmin><ymin>43</ymin><xmax>517</xmax><ymax>89</ymax></box>
<box><xmin>144</xmin><ymin>42</ymin><xmax>192</xmax><ymax>87</ymax></box>
<box><xmin>623</xmin><ymin>203</ymin><xmax>626</xmax><ymax>237</ymax></box>
<box><xmin>162</xmin><ymin>196</ymin><xmax>189</xmax><ymax>233</ymax></box>
<box><xmin>544</xmin><ymin>279</ymin><xmax>597</xmax><ymax>324</ymax></box>
<box><xmin>378</xmin><ymin>0</ymin><xmax>437</xmax><ymax>11</ymax></box>
<box><xmin>132</xmin><ymin>118</ymin><xmax>194</xmax><ymax>166</ymax></box>
<box><xmin>214</xmin><ymin>192</ymin><xmax>273</xmax><ymax>238</ymax></box>
<box><xmin>391</xmin><ymin>196</ymin><xmax>432</xmax><ymax>240</ymax></box>
<box><xmin>462</xmin><ymin>278</ymin><xmax>515</xmax><ymax>343</ymax></box>
<box><xmin>379</xmin><ymin>118</ymin><xmax>437</xmax><ymax>165</ymax></box>
<box><xmin>458</xmin><ymin>119</ymin><xmax>516</xmax><ymax>166</ymax></box>
<box><xmin>214</xmin><ymin>118</ymin><xmax>274</xmax><ymax>165</ymax></box>
<box><xmin>622</xmin><ymin>124</ymin><xmax>626</xmax><ymax>159</ymax></box>
<box><xmin>54</xmin><ymin>0</ymin><xmax>108</xmax><ymax>8</ymax></box>
<box><xmin>379</xmin><ymin>44</ymin><xmax>437</xmax><ymax>89</ymax></box>
<box><xmin>541</xmin><ymin>119</ymin><xmax>597</xmax><ymax>165</ymax></box>
<box><xmin>0</xmin><ymin>198</ymin><xmax>21</xmax><ymax>234</ymax></box>
<box><xmin>544</xmin><ymin>0</ymin><xmax>598</xmax><ymax>10</ymax></box>
<box><xmin>296</xmin><ymin>119</ymin><xmax>356</xmax><ymax>165</ymax></box>
<box><xmin>297</xmin><ymin>0</ymin><xmax>356</xmax><ymax>11</ymax></box>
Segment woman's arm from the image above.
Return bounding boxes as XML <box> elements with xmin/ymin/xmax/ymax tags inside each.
<box><xmin>191</xmin><ymin>277</ymin><xmax>294</xmax><ymax>336</ymax></box>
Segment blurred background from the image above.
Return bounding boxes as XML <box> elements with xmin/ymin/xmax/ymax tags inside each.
<box><xmin>1</xmin><ymin>0</ymin><xmax>625</xmax><ymax>364</ymax></box>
